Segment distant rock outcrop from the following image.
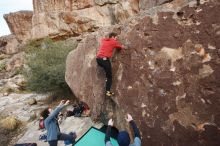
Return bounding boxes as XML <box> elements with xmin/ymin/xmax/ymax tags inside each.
<box><xmin>31</xmin><ymin>0</ymin><xmax>171</xmax><ymax>39</ymax></box>
<box><xmin>2</xmin><ymin>0</ymin><xmax>173</xmax><ymax>40</ymax></box>
<box><xmin>66</xmin><ymin>0</ymin><xmax>220</xmax><ymax>145</ymax></box>
<box><xmin>4</xmin><ymin>11</ymin><xmax>33</xmax><ymax>42</ymax></box>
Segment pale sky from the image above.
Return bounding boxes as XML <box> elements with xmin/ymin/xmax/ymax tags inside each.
<box><xmin>0</xmin><ymin>0</ymin><xmax>33</xmax><ymax>36</ymax></box>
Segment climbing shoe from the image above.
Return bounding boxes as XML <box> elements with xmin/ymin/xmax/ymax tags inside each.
<box><xmin>106</xmin><ymin>91</ymin><xmax>114</xmax><ymax>96</ymax></box>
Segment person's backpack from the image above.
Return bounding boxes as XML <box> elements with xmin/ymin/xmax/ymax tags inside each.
<box><xmin>39</xmin><ymin>119</ymin><xmax>45</xmax><ymax>129</ymax></box>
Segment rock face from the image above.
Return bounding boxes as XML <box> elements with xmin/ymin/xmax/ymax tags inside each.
<box><xmin>66</xmin><ymin>0</ymin><xmax>220</xmax><ymax>145</ymax></box>
<box><xmin>31</xmin><ymin>0</ymin><xmax>171</xmax><ymax>39</ymax></box>
<box><xmin>0</xmin><ymin>35</ymin><xmax>20</xmax><ymax>54</ymax></box>
<box><xmin>4</xmin><ymin>11</ymin><xmax>33</xmax><ymax>42</ymax></box>
<box><xmin>139</xmin><ymin>0</ymin><xmax>172</xmax><ymax>10</ymax></box>
<box><xmin>5</xmin><ymin>52</ymin><xmax>25</xmax><ymax>72</ymax></box>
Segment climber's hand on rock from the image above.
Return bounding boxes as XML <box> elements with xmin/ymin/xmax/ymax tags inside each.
<box><xmin>125</xmin><ymin>114</ymin><xmax>133</xmax><ymax>122</ymax></box>
<box><xmin>122</xmin><ymin>45</ymin><xmax>127</xmax><ymax>49</ymax></box>
<box><xmin>108</xmin><ymin>119</ymin><xmax>114</xmax><ymax>126</ymax></box>
<box><xmin>120</xmin><ymin>45</ymin><xmax>127</xmax><ymax>55</ymax></box>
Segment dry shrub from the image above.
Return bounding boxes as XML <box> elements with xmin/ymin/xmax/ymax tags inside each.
<box><xmin>0</xmin><ymin>116</ymin><xmax>20</xmax><ymax>130</ymax></box>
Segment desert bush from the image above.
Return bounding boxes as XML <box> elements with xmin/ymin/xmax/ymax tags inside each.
<box><xmin>0</xmin><ymin>116</ymin><xmax>20</xmax><ymax>130</ymax></box>
<box><xmin>0</xmin><ymin>87</ymin><xmax>14</xmax><ymax>94</ymax></box>
<box><xmin>0</xmin><ymin>60</ymin><xmax>6</xmax><ymax>71</ymax></box>
<box><xmin>0</xmin><ymin>115</ymin><xmax>23</xmax><ymax>146</ymax></box>
<box><xmin>24</xmin><ymin>38</ymin><xmax>78</xmax><ymax>96</ymax></box>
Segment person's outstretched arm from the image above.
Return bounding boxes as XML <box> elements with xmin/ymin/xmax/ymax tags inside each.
<box><xmin>130</xmin><ymin>120</ymin><xmax>141</xmax><ymax>138</ymax></box>
<box><xmin>45</xmin><ymin>100</ymin><xmax>69</xmax><ymax>123</ymax></box>
<box><xmin>113</xmin><ymin>39</ymin><xmax>123</xmax><ymax>49</ymax></box>
<box><xmin>105</xmin><ymin>119</ymin><xmax>114</xmax><ymax>146</ymax></box>
<box><xmin>105</xmin><ymin>126</ymin><xmax>111</xmax><ymax>143</ymax></box>
<box><xmin>126</xmin><ymin>114</ymin><xmax>141</xmax><ymax>146</ymax></box>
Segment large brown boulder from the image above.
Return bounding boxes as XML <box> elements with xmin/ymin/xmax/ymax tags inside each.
<box><xmin>66</xmin><ymin>0</ymin><xmax>220</xmax><ymax>145</ymax></box>
<box><xmin>4</xmin><ymin>11</ymin><xmax>33</xmax><ymax>42</ymax></box>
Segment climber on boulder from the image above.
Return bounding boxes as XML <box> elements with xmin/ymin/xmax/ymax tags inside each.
<box><xmin>105</xmin><ymin>114</ymin><xmax>141</xmax><ymax>146</ymax></box>
<box><xmin>96</xmin><ymin>32</ymin><xmax>124</xmax><ymax>97</ymax></box>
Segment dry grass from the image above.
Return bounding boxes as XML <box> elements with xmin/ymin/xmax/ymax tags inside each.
<box><xmin>0</xmin><ymin>116</ymin><xmax>21</xmax><ymax>130</ymax></box>
<box><xmin>0</xmin><ymin>119</ymin><xmax>25</xmax><ymax>146</ymax></box>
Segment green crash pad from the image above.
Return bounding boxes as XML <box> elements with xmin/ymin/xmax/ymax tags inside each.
<box><xmin>75</xmin><ymin>127</ymin><xmax>119</xmax><ymax>146</ymax></box>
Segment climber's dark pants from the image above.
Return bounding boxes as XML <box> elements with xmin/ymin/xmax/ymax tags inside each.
<box><xmin>48</xmin><ymin>133</ymin><xmax>75</xmax><ymax>146</ymax></box>
<box><xmin>96</xmin><ymin>58</ymin><xmax>112</xmax><ymax>92</ymax></box>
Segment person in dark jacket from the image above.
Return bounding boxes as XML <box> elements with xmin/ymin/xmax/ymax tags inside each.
<box><xmin>40</xmin><ymin>100</ymin><xmax>76</xmax><ymax>146</ymax></box>
<box><xmin>105</xmin><ymin>114</ymin><xmax>141</xmax><ymax>146</ymax></box>
<box><xmin>96</xmin><ymin>32</ymin><xmax>124</xmax><ymax>97</ymax></box>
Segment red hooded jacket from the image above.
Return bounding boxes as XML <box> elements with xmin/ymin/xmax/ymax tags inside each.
<box><xmin>97</xmin><ymin>38</ymin><xmax>123</xmax><ymax>58</ymax></box>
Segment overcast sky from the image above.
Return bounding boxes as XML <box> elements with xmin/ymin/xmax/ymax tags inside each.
<box><xmin>0</xmin><ymin>0</ymin><xmax>33</xmax><ymax>36</ymax></box>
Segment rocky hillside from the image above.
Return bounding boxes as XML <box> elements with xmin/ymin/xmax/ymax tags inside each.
<box><xmin>66</xmin><ymin>0</ymin><xmax>220</xmax><ymax>145</ymax></box>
